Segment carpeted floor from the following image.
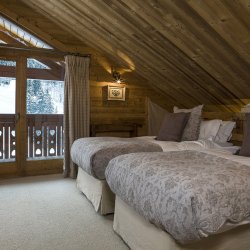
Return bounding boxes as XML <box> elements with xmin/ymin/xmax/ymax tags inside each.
<box><xmin>0</xmin><ymin>174</ymin><xmax>129</xmax><ymax>250</ymax></box>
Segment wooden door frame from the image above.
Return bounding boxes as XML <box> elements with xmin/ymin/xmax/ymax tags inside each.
<box><xmin>0</xmin><ymin>51</ymin><xmax>63</xmax><ymax>179</ymax></box>
<box><xmin>16</xmin><ymin>56</ymin><xmax>27</xmax><ymax>176</ymax></box>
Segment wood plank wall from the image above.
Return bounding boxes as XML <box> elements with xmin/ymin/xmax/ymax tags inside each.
<box><xmin>142</xmin><ymin>94</ymin><xmax>246</xmax><ymax>145</ymax></box>
<box><xmin>89</xmin><ymin>58</ymin><xmax>247</xmax><ymax>144</ymax></box>
<box><xmin>89</xmin><ymin>57</ymin><xmax>169</xmax><ymax>137</ymax></box>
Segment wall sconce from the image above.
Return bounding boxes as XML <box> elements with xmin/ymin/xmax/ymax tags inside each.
<box><xmin>112</xmin><ymin>70</ymin><xmax>123</xmax><ymax>84</ymax></box>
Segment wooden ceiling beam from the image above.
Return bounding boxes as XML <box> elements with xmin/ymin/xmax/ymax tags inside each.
<box><xmin>0</xmin><ymin>2</ymin><xmax>67</xmax><ymax>51</ymax></box>
<box><xmin>0</xmin><ymin>30</ymin><xmax>64</xmax><ymax>79</ymax></box>
<box><xmin>0</xmin><ymin>65</ymin><xmax>63</xmax><ymax>81</ymax></box>
<box><xmin>0</xmin><ymin>31</ymin><xmax>23</xmax><ymax>45</ymax></box>
<box><xmin>0</xmin><ymin>46</ymin><xmax>64</xmax><ymax>60</ymax></box>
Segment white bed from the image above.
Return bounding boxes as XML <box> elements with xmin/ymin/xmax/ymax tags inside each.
<box><xmin>73</xmin><ymin>136</ymin><xmax>162</xmax><ymax>214</ymax></box>
<box><xmin>107</xmin><ymin>151</ymin><xmax>250</xmax><ymax>250</ymax></box>
<box><xmin>75</xmin><ymin>137</ymin><xmax>240</xmax><ymax>215</ymax></box>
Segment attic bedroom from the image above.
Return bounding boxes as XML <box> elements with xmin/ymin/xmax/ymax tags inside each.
<box><xmin>0</xmin><ymin>1</ymin><xmax>249</xmax><ymax>250</ymax></box>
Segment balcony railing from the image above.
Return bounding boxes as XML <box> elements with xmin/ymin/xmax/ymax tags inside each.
<box><xmin>27</xmin><ymin>114</ymin><xmax>64</xmax><ymax>159</ymax></box>
<box><xmin>0</xmin><ymin>114</ymin><xmax>63</xmax><ymax>161</ymax></box>
<box><xmin>0</xmin><ymin>114</ymin><xmax>16</xmax><ymax>160</ymax></box>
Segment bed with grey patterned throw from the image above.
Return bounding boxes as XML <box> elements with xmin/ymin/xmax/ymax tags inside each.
<box><xmin>105</xmin><ymin>150</ymin><xmax>250</xmax><ymax>244</ymax></box>
<box><xmin>71</xmin><ymin>137</ymin><xmax>163</xmax><ymax>180</ymax></box>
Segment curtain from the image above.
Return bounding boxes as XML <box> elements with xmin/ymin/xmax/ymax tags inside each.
<box><xmin>63</xmin><ymin>55</ymin><xmax>90</xmax><ymax>178</ymax></box>
<box><xmin>148</xmin><ymin>99</ymin><xmax>168</xmax><ymax>136</ymax></box>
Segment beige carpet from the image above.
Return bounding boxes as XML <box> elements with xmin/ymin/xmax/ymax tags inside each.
<box><xmin>0</xmin><ymin>174</ymin><xmax>129</xmax><ymax>250</ymax></box>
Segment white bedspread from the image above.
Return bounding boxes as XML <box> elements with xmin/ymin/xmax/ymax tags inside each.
<box><xmin>138</xmin><ymin>136</ymin><xmax>240</xmax><ymax>155</ymax></box>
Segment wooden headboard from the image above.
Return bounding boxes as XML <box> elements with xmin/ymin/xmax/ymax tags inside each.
<box><xmin>202</xmin><ymin>112</ymin><xmax>246</xmax><ymax>145</ymax></box>
<box><xmin>90</xmin><ymin>123</ymin><xmax>142</xmax><ymax>138</ymax></box>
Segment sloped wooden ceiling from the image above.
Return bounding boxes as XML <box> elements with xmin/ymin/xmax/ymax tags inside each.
<box><xmin>0</xmin><ymin>0</ymin><xmax>249</xmax><ymax>112</ymax></box>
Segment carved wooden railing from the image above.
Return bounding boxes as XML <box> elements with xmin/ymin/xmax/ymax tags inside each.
<box><xmin>0</xmin><ymin>114</ymin><xmax>16</xmax><ymax>161</ymax></box>
<box><xmin>27</xmin><ymin>114</ymin><xmax>63</xmax><ymax>159</ymax></box>
<box><xmin>0</xmin><ymin>114</ymin><xmax>64</xmax><ymax>161</ymax></box>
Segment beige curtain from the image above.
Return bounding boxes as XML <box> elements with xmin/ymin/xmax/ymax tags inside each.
<box><xmin>148</xmin><ymin>99</ymin><xmax>168</xmax><ymax>136</ymax></box>
<box><xmin>63</xmin><ymin>55</ymin><xmax>90</xmax><ymax>178</ymax></box>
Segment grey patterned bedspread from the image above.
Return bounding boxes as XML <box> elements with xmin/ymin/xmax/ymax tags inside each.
<box><xmin>105</xmin><ymin>150</ymin><xmax>250</xmax><ymax>244</ymax></box>
<box><xmin>70</xmin><ymin>137</ymin><xmax>162</xmax><ymax>180</ymax></box>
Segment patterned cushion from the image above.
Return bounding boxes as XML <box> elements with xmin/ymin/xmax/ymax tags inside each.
<box><xmin>239</xmin><ymin>113</ymin><xmax>250</xmax><ymax>157</ymax></box>
<box><xmin>173</xmin><ymin>105</ymin><xmax>203</xmax><ymax>141</ymax></box>
<box><xmin>156</xmin><ymin>112</ymin><xmax>190</xmax><ymax>142</ymax></box>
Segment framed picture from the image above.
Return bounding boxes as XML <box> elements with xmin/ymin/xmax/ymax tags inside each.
<box><xmin>107</xmin><ymin>86</ymin><xmax>126</xmax><ymax>101</ymax></box>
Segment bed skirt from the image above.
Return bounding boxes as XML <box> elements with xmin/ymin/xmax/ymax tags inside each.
<box><xmin>113</xmin><ymin>196</ymin><xmax>250</xmax><ymax>250</ymax></box>
<box><xmin>76</xmin><ymin>168</ymin><xmax>115</xmax><ymax>215</ymax></box>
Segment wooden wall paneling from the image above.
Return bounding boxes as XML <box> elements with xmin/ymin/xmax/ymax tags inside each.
<box><xmin>163</xmin><ymin>0</ymin><xmax>250</xmax><ymax>80</ymax></box>
<box><xmin>122</xmin><ymin>2</ymin><xmax>249</xmax><ymax>104</ymax></box>
<box><xmin>69</xmin><ymin>0</ymin><xmax>222</xmax><ymax>106</ymax></box>
<box><xmin>89</xmin><ymin>78</ymin><xmax>149</xmax><ymax>136</ymax></box>
<box><xmin>187</xmin><ymin>0</ymin><xmax>250</xmax><ymax>64</ymax></box>
<box><xmin>23</xmin><ymin>0</ymin><xmax>248</xmax><ymax>110</ymax></box>
<box><xmin>62</xmin><ymin>0</ymin><xmax>233</xmax><ymax>106</ymax></box>
<box><xmin>0</xmin><ymin>163</ymin><xmax>18</xmax><ymax>179</ymax></box>
<box><xmin>89</xmin><ymin>56</ymin><xmax>175</xmax><ymax>137</ymax></box>
<box><xmin>22</xmin><ymin>0</ymin><xmax>207</xmax><ymax>107</ymax></box>
<box><xmin>25</xmin><ymin>159</ymin><xmax>63</xmax><ymax>176</ymax></box>
<box><xmin>0</xmin><ymin>1</ymin><xmax>225</xmax><ymax>109</ymax></box>
<box><xmin>122</xmin><ymin>0</ymin><xmax>249</xmax><ymax>100</ymax></box>
<box><xmin>83</xmin><ymin>0</ymin><xmax>235</xmax><ymax>107</ymax></box>
<box><xmin>0</xmin><ymin>0</ymin><xmax>249</xmax><ymax>143</ymax></box>
<box><xmin>59</xmin><ymin>11</ymin><xmax>184</xmax><ymax>107</ymax></box>
<box><xmin>223</xmin><ymin>0</ymin><xmax>250</xmax><ymax>29</ymax></box>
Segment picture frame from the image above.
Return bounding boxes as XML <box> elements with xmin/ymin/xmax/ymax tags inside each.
<box><xmin>107</xmin><ymin>85</ymin><xmax>126</xmax><ymax>101</ymax></box>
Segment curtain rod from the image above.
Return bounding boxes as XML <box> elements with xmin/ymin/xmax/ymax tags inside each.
<box><xmin>0</xmin><ymin>45</ymin><xmax>91</xmax><ymax>57</ymax></box>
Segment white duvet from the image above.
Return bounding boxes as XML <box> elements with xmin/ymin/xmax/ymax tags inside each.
<box><xmin>138</xmin><ymin>136</ymin><xmax>241</xmax><ymax>155</ymax></box>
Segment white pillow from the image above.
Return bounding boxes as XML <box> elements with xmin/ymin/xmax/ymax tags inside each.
<box><xmin>215</xmin><ymin>121</ymin><xmax>236</xmax><ymax>143</ymax></box>
<box><xmin>199</xmin><ymin>119</ymin><xmax>222</xmax><ymax>141</ymax></box>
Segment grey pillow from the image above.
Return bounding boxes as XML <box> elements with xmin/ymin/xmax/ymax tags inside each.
<box><xmin>156</xmin><ymin>112</ymin><xmax>190</xmax><ymax>142</ymax></box>
<box><xmin>173</xmin><ymin>105</ymin><xmax>203</xmax><ymax>141</ymax></box>
<box><xmin>239</xmin><ymin>113</ymin><xmax>250</xmax><ymax>157</ymax></box>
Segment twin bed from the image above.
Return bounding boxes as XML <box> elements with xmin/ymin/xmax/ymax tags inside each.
<box><xmin>71</xmin><ymin>136</ymin><xmax>240</xmax><ymax>214</ymax></box>
<box><xmin>70</xmin><ymin>114</ymin><xmax>250</xmax><ymax>249</ymax></box>
<box><xmin>71</xmin><ymin>136</ymin><xmax>162</xmax><ymax>214</ymax></box>
<box><xmin>106</xmin><ymin>150</ymin><xmax>250</xmax><ymax>250</ymax></box>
